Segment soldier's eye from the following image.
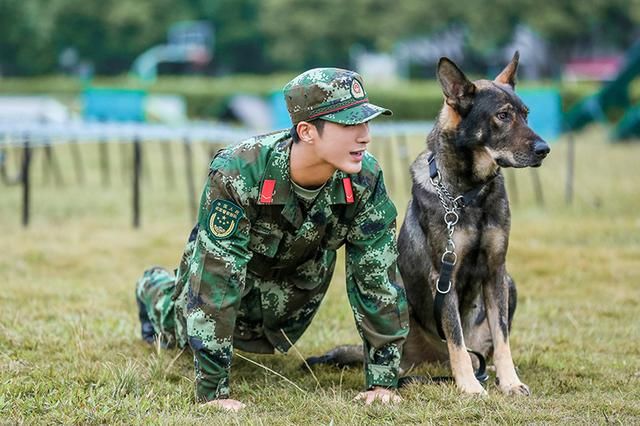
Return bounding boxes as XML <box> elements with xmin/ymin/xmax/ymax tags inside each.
<box><xmin>496</xmin><ymin>112</ymin><xmax>510</xmax><ymax>121</ymax></box>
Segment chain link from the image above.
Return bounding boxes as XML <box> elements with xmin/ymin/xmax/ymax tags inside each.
<box><xmin>430</xmin><ymin>169</ymin><xmax>462</xmax><ymax>268</ymax></box>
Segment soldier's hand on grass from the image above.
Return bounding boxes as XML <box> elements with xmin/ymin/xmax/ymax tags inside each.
<box><xmin>354</xmin><ymin>387</ymin><xmax>402</xmax><ymax>405</ymax></box>
<box><xmin>203</xmin><ymin>398</ymin><xmax>246</xmax><ymax>412</ymax></box>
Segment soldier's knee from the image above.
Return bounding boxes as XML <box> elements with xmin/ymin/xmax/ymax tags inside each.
<box><xmin>136</xmin><ymin>266</ymin><xmax>174</xmax><ymax>302</ymax></box>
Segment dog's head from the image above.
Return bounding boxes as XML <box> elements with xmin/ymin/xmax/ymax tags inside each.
<box><xmin>436</xmin><ymin>51</ymin><xmax>550</xmax><ymax>168</ymax></box>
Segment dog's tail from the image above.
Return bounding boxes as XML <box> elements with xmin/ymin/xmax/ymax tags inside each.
<box><xmin>305</xmin><ymin>345</ymin><xmax>489</xmax><ymax>390</ymax></box>
<box><xmin>305</xmin><ymin>346</ymin><xmax>456</xmax><ymax>389</ymax></box>
<box><xmin>304</xmin><ymin>344</ymin><xmax>364</xmax><ymax>368</ymax></box>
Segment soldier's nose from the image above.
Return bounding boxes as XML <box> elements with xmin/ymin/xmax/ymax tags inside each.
<box><xmin>357</xmin><ymin>123</ymin><xmax>371</xmax><ymax>144</ymax></box>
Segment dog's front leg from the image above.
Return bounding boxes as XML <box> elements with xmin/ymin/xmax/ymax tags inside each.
<box><xmin>483</xmin><ymin>272</ymin><xmax>530</xmax><ymax>396</ymax></box>
<box><xmin>440</xmin><ymin>290</ymin><xmax>487</xmax><ymax>395</ymax></box>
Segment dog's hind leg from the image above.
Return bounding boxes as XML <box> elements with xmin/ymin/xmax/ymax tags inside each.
<box><xmin>465</xmin><ymin>275</ymin><xmax>517</xmax><ymax>359</ymax></box>
<box><xmin>483</xmin><ymin>272</ymin><xmax>530</xmax><ymax>396</ymax></box>
<box><xmin>401</xmin><ymin>315</ymin><xmax>448</xmax><ymax>371</ymax></box>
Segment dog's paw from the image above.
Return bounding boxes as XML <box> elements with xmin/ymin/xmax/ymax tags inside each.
<box><xmin>457</xmin><ymin>379</ymin><xmax>488</xmax><ymax>396</ymax></box>
<box><xmin>497</xmin><ymin>379</ymin><xmax>530</xmax><ymax>396</ymax></box>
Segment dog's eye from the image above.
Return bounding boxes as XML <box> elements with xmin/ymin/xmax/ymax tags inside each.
<box><xmin>496</xmin><ymin>112</ymin><xmax>510</xmax><ymax>121</ymax></box>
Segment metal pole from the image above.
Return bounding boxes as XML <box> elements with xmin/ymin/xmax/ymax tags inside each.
<box><xmin>100</xmin><ymin>138</ymin><xmax>110</xmax><ymax>187</ymax></box>
<box><xmin>120</xmin><ymin>141</ymin><xmax>129</xmax><ymax>184</ymax></box>
<box><xmin>531</xmin><ymin>168</ymin><xmax>544</xmax><ymax>207</ymax></box>
<box><xmin>162</xmin><ymin>142</ymin><xmax>175</xmax><ymax>189</ymax></box>
<box><xmin>383</xmin><ymin>136</ymin><xmax>397</xmax><ymax>193</ymax></box>
<box><xmin>141</xmin><ymin>142</ymin><xmax>151</xmax><ymax>187</ymax></box>
<box><xmin>184</xmin><ymin>137</ymin><xmax>197</xmax><ymax>222</ymax></box>
<box><xmin>397</xmin><ymin>133</ymin><xmax>412</xmax><ymax>196</ymax></box>
<box><xmin>70</xmin><ymin>139</ymin><xmax>85</xmax><ymax>185</ymax></box>
<box><xmin>565</xmin><ymin>132</ymin><xmax>575</xmax><ymax>205</ymax></box>
<box><xmin>133</xmin><ymin>138</ymin><xmax>141</xmax><ymax>228</ymax></box>
<box><xmin>43</xmin><ymin>142</ymin><xmax>64</xmax><ymax>187</ymax></box>
<box><xmin>21</xmin><ymin>136</ymin><xmax>32</xmax><ymax>227</ymax></box>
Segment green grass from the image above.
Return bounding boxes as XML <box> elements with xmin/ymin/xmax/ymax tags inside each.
<box><xmin>1</xmin><ymin>127</ymin><xmax>639</xmax><ymax>424</ymax></box>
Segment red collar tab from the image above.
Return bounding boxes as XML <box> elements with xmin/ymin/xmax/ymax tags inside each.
<box><xmin>342</xmin><ymin>177</ymin><xmax>354</xmax><ymax>204</ymax></box>
<box><xmin>260</xmin><ymin>179</ymin><xmax>276</xmax><ymax>204</ymax></box>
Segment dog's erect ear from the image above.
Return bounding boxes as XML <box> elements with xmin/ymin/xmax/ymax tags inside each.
<box><xmin>437</xmin><ymin>57</ymin><xmax>476</xmax><ymax>115</ymax></box>
<box><xmin>494</xmin><ymin>51</ymin><xmax>519</xmax><ymax>88</ymax></box>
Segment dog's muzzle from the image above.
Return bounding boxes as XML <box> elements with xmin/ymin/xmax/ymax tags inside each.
<box><xmin>534</xmin><ymin>139</ymin><xmax>550</xmax><ymax>160</ymax></box>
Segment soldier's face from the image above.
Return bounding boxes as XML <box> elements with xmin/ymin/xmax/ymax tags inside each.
<box><xmin>315</xmin><ymin>121</ymin><xmax>371</xmax><ymax>174</ymax></box>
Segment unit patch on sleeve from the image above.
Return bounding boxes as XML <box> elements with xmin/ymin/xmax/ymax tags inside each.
<box><xmin>208</xmin><ymin>199</ymin><xmax>244</xmax><ymax>239</ymax></box>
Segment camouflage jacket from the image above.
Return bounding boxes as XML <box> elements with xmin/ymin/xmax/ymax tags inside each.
<box><xmin>174</xmin><ymin>130</ymin><xmax>409</xmax><ymax>402</ymax></box>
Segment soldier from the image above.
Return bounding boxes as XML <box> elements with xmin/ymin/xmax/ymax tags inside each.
<box><xmin>135</xmin><ymin>68</ymin><xmax>409</xmax><ymax>411</ymax></box>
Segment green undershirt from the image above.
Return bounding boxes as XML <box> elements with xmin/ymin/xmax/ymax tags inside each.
<box><xmin>290</xmin><ymin>179</ymin><xmax>325</xmax><ymax>202</ymax></box>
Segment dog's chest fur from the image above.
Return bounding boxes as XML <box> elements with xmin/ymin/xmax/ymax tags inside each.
<box><xmin>407</xmin><ymin>149</ymin><xmax>511</xmax><ymax>317</ymax></box>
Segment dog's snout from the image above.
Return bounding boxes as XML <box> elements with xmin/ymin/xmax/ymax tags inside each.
<box><xmin>534</xmin><ymin>139</ymin><xmax>550</xmax><ymax>157</ymax></box>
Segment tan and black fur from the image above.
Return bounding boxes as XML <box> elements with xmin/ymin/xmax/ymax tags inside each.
<box><xmin>397</xmin><ymin>52</ymin><xmax>549</xmax><ymax>395</ymax></box>
<box><xmin>307</xmin><ymin>53</ymin><xmax>550</xmax><ymax>396</ymax></box>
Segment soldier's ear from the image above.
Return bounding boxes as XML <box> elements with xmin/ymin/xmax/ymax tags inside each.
<box><xmin>437</xmin><ymin>57</ymin><xmax>476</xmax><ymax>116</ymax></box>
<box><xmin>296</xmin><ymin>121</ymin><xmax>315</xmax><ymax>143</ymax></box>
<box><xmin>494</xmin><ymin>51</ymin><xmax>519</xmax><ymax>88</ymax></box>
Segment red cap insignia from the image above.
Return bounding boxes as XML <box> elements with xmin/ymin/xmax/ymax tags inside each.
<box><xmin>350</xmin><ymin>79</ymin><xmax>365</xmax><ymax>100</ymax></box>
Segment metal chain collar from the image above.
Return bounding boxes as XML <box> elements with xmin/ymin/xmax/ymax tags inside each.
<box><xmin>429</xmin><ymin>168</ymin><xmax>464</xmax><ymax>294</ymax></box>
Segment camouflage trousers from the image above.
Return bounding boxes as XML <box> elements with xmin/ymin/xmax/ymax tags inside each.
<box><xmin>135</xmin><ymin>267</ymin><xmax>180</xmax><ymax>347</ymax></box>
<box><xmin>135</xmin><ymin>259</ymin><xmax>335</xmax><ymax>355</ymax></box>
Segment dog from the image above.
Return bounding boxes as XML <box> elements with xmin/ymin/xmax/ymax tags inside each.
<box><xmin>307</xmin><ymin>52</ymin><xmax>550</xmax><ymax>396</ymax></box>
<box><xmin>396</xmin><ymin>51</ymin><xmax>549</xmax><ymax>395</ymax></box>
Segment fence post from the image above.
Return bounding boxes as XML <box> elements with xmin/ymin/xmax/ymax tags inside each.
<box><xmin>382</xmin><ymin>136</ymin><xmax>397</xmax><ymax>194</ymax></box>
<box><xmin>70</xmin><ymin>139</ymin><xmax>85</xmax><ymax>185</ymax></box>
<box><xmin>120</xmin><ymin>142</ymin><xmax>130</xmax><ymax>184</ymax></box>
<box><xmin>133</xmin><ymin>138</ymin><xmax>142</xmax><ymax>228</ymax></box>
<box><xmin>184</xmin><ymin>137</ymin><xmax>197</xmax><ymax>222</ymax></box>
<box><xmin>397</xmin><ymin>133</ymin><xmax>412</xmax><ymax>195</ymax></box>
<box><xmin>531</xmin><ymin>168</ymin><xmax>544</xmax><ymax>207</ymax></box>
<box><xmin>100</xmin><ymin>138</ymin><xmax>110</xmax><ymax>187</ymax></box>
<box><xmin>162</xmin><ymin>142</ymin><xmax>175</xmax><ymax>189</ymax></box>
<box><xmin>22</xmin><ymin>135</ymin><xmax>32</xmax><ymax>227</ymax></box>
<box><xmin>43</xmin><ymin>142</ymin><xmax>64</xmax><ymax>187</ymax></box>
<box><xmin>565</xmin><ymin>132</ymin><xmax>575</xmax><ymax>204</ymax></box>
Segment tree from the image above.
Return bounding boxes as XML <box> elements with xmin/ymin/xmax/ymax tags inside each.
<box><xmin>187</xmin><ymin>0</ymin><xmax>271</xmax><ymax>73</ymax></box>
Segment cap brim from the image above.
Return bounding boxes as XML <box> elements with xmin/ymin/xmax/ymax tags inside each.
<box><xmin>320</xmin><ymin>103</ymin><xmax>392</xmax><ymax>125</ymax></box>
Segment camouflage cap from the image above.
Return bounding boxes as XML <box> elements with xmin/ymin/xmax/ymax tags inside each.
<box><xmin>283</xmin><ymin>68</ymin><xmax>392</xmax><ymax>125</ymax></box>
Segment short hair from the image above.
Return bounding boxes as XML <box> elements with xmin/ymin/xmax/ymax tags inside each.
<box><xmin>290</xmin><ymin>119</ymin><xmax>326</xmax><ymax>143</ymax></box>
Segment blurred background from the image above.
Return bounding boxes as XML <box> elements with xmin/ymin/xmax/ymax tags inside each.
<box><xmin>0</xmin><ymin>0</ymin><xmax>639</xmax><ymax>126</ymax></box>
<box><xmin>1</xmin><ymin>0</ymin><xmax>638</xmax><ymax>77</ymax></box>
<box><xmin>0</xmin><ymin>0</ymin><xmax>639</xmax><ymax>226</ymax></box>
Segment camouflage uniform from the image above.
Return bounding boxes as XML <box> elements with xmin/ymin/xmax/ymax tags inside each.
<box><xmin>136</xmin><ymin>68</ymin><xmax>410</xmax><ymax>402</ymax></box>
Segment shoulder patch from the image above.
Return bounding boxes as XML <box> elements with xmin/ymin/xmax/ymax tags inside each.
<box><xmin>208</xmin><ymin>199</ymin><xmax>244</xmax><ymax>239</ymax></box>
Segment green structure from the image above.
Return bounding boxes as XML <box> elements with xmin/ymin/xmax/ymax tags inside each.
<box><xmin>564</xmin><ymin>41</ymin><xmax>640</xmax><ymax>141</ymax></box>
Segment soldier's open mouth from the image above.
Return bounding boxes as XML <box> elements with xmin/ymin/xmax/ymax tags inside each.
<box><xmin>350</xmin><ymin>151</ymin><xmax>364</xmax><ymax>160</ymax></box>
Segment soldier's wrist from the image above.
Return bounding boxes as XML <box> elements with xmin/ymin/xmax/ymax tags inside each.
<box><xmin>365</xmin><ymin>364</ymin><xmax>399</xmax><ymax>389</ymax></box>
<box><xmin>195</xmin><ymin>377</ymin><xmax>230</xmax><ymax>403</ymax></box>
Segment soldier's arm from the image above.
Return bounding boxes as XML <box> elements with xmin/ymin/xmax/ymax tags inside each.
<box><xmin>186</xmin><ymin>165</ymin><xmax>252</xmax><ymax>403</ymax></box>
<box><xmin>345</xmin><ymin>171</ymin><xmax>409</xmax><ymax>391</ymax></box>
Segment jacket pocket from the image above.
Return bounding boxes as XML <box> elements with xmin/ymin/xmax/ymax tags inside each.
<box><xmin>248</xmin><ymin>224</ymin><xmax>283</xmax><ymax>258</ymax></box>
<box><xmin>289</xmin><ymin>251</ymin><xmax>334</xmax><ymax>290</ymax></box>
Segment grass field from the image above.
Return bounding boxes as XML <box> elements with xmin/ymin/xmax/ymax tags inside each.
<box><xmin>1</xmin><ymin>126</ymin><xmax>639</xmax><ymax>424</ymax></box>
